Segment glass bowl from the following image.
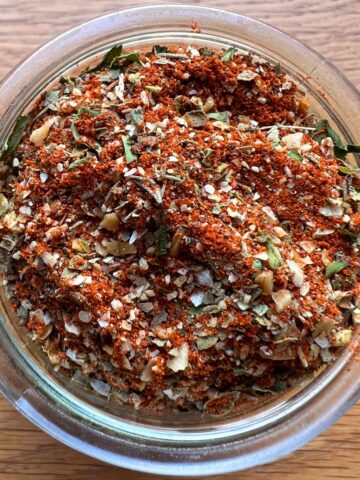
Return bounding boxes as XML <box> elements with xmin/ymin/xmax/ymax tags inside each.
<box><xmin>0</xmin><ymin>4</ymin><xmax>359</xmax><ymax>476</ymax></box>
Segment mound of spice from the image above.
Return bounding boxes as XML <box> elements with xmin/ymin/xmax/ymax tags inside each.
<box><xmin>0</xmin><ymin>44</ymin><xmax>359</xmax><ymax>414</ymax></box>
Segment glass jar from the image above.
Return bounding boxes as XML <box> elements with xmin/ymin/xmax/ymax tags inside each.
<box><xmin>0</xmin><ymin>5</ymin><xmax>359</xmax><ymax>476</ymax></box>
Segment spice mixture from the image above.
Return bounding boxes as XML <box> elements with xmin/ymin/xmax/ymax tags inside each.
<box><xmin>0</xmin><ymin>45</ymin><xmax>359</xmax><ymax>414</ymax></box>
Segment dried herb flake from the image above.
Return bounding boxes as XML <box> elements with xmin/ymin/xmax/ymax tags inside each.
<box><xmin>313</xmin><ymin>119</ymin><xmax>360</xmax><ymax>160</ymax></box>
<box><xmin>197</xmin><ymin>336</ymin><xmax>218</xmax><ymax>351</ymax></box>
<box><xmin>288</xmin><ymin>149</ymin><xmax>303</xmax><ymax>162</ymax></box>
<box><xmin>1</xmin><ymin>116</ymin><xmax>28</xmax><ymax>161</ymax></box>
<box><xmin>122</xmin><ymin>135</ymin><xmax>137</xmax><ymax>164</ymax></box>
<box><xmin>266</xmin><ymin>238</ymin><xmax>283</xmax><ymax>269</ymax></box>
<box><xmin>325</xmin><ymin>260</ymin><xmax>348</xmax><ymax>279</ymax></box>
<box><xmin>221</xmin><ymin>47</ymin><xmax>237</xmax><ymax>62</ymax></box>
<box><xmin>87</xmin><ymin>45</ymin><xmax>123</xmax><ymax>73</ymax></box>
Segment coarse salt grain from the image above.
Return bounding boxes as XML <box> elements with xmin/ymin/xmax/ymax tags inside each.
<box><xmin>40</xmin><ymin>172</ymin><xmax>49</xmax><ymax>183</ymax></box>
<box><xmin>204</xmin><ymin>184</ymin><xmax>215</xmax><ymax>195</ymax></box>
<box><xmin>19</xmin><ymin>205</ymin><xmax>32</xmax><ymax>216</ymax></box>
<box><xmin>79</xmin><ymin>311</ymin><xmax>92</xmax><ymax>323</ymax></box>
<box><xmin>190</xmin><ymin>292</ymin><xmax>203</xmax><ymax>307</ymax></box>
<box><xmin>111</xmin><ymin>299</ymin><xmax>123</xmax><ymax>311</ymax></box>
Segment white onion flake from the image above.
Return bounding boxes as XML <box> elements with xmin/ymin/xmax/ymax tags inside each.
<box><xmin>195</xmin><ymin>269</ymin><xmax>214</xmax><ymax>287</ymax></box>
<box><xmin>30</xmin><ymin>116</ymin><xmax>57</xmax><ymax>146</ymax></box>
<box><xmin>281</xmin><ymin>132</ymin><xmax>303</xmax><ymax>149</ymax></box>
<box><xmin>167</xmin><ymin>343</ymin><xmax>189</xmax><ymax>372</ymax></box>
<box><xmin>272</xmin><ymin>290</ymin><xmax>292</xmax><ymax>313</ymax></box>
<box><xmin>190</xmin><ymin>292</ymin><xmax>203</xmax><ymax>307</ymax></box>
<box><xmin>286</xmin><ymin>260</ymin><xmax>304</xmax><ymax>287</ymax></box>
<box><xmin>40</xmin><ymin>251</ymin><xmax>59</xmax><ymax>268</ymax></box>
<box><xmin>64</xmin><ymin>322</ymin><xmax>80</xmax><ymax>335</ymax></box>
<box><xmin>255</xmin><ymin>270</ymin><xmax>274</xmax><ymax>295</ymax></box>
<box><xmin>90</xmin><ymin>379</ymin><xmax>111</xmax><ymax>396</ymax></box>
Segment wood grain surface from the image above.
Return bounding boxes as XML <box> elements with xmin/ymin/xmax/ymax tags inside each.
<box><xmin>0</xmin><ymin>0</ymin><xmax>359</xmax><ymax>479</ymax></box>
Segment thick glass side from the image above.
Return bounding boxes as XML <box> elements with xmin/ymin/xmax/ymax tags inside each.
<box><xmin>0</xmin><ymin>5</ymin><xmax>359</xmax><ymax>475</ymax></box>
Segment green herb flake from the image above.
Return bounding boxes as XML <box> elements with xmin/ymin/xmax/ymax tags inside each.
<box><xmin>1</xmin><ymin>116</ymin><xmax>28</xmax><ymax>160</ymax></box>
<box><xmin>266</xmin><ymin>238</ymin><xmax>283</xmax><ymax>269</ymax></box>
<box><xmin>200</xmin><ymin>47</ymin><xmax>214</xmax><ymax>58</ymax></box>
<box><xmin>252</xmin><ymin>259</ymin><xmax>263</xmax><ymax>270</ymax></box>
<box><xmin>86</xmin><ymin>48</ymin><xmax>141</xmax><ymax>75</ymax></box>
<box><xmin>233</xmin><ymin>368</ymin><xmax>250</xmax><ymax>377</ymax></box>
<box><xmin>203</xmin><ymin>148</ymin><xmax>214</xmax><ymax>161</ymax></box>
<box><xmin>214</xmin><ymin>171</ymin><xmax>228</xmax><ymax>184</ymax></box>
<box><xmin>197</xmin><ymin>336</ymin><xmax>218</xmax><ymax>351</ymax></box>
<box><xmin>87</xmin><ymin>45</ymin><xmax>123</xmax><ymax>74</ymax></box>
<box><xmin>312</xmin><ymin>119</ymin><xmax>360</xmax><ymax>160</ymax></box>
<box><xmin>338</xmin><ymin>226</ymin><xmax>358</xmax><ymax>241</ymax></box>
<box><xmin>313</xmin><ymin>119</ymin><xmax>343</xmax><ymax>147</ymax></box>
<box><xmin>333</xmin><ymin>148</ymin><xmax>348</xmax><ymax>162</ymax></box>
<box><xmin>194</xmin><ymin>183</ymin><xmax>203</xmax><ymax>204</ymax></box>
<box><xmin>59</xmin><ymin>75</ymin><xmax>74</xmax><ymax>87</ymax></box>
<box><xmin>151</xmin><ymin>45</ymin><xmax>169</xmax><ymax>55</ymax></box>
<box><xmin>252</xmin><ymin>304</ymin><xmax>268</xmax><ymax>316</ymax></box>
<box><xmin>68</xmin><ymin>156</ymin><xmax>91</xmax><ymax>171</ymax></box>
<box><xmin>207</xmin><ymin>111</ymin><xmax>231</xmax><ymax>122</ymax></box>
<box><xmin>44</xmin><ymin>90</ymin><xmax>60</xmax><ymax>111</ymax></box>
<box><xmin>254</xmin><ymin>316</ymin><xmax>270</xmax><ymax>327</ymax></box>
<box><xmin>145</xmin><ymin>85</ymin><xmax>162</xmax><ymax>93</ymax></box>
<box><xmin>122</xmin><ymin>135</ymin><xmax>137</xmax><ymax>164</ymax></box>
<box><xmin>272</xmin><ymin>379</ymin><xmax>288</xmax><ymax>393</ymax></box>
<box><xmin>99</xmin><ymin>69</ymin><xmax>121</xmax><ymax>82</ymax></box>
<box><xmin>274</xmin><ymin>63</ymin><xmax>282</xmax><ymax>74</ymax></box>
<box><xmin>126</xmin><ymin>106</ymin><xmax>143</xmax><ymax>126</ymax></box>
<box><xmin>70</xmin><ymin>119</ymin><xmax>101</xmax><ymax>155</ymax></box>
<box><xmin>164</xmin><ymin>174</ymin><xmax>183</xmax><ymax>182</ymax></box>
<box><xmin>156</xmin><ymin>225</ymin><xmax>170</xmax><ymax>256</ymax></box>
<box><xmin>288</xmin><ymin>149</ymin><xmax>303</xmax><ymax>162</ymax></box>
<box><xmin>174</xmin><ymin>96</ymin><xmax>184</xmax><ymax>112</ymax></box>
<box><xmin>325</xmin><ymin>260</ymin><xmax>348</xmax><ymax>279</ymax></box>
<box><xmin>61</xmin><ymin>267</ymin><xmax>76</xmax><ymax>280</ymax></box>
<box><xmin>216</xmin><ymin>163</ymin><xmax>229</xmax><ymax>173</ymax></box>
<box><xmin>203</xmin><ymin>98</ymin><xmax>215</xmax><ymax>113</ymax></box>
<box><xmin>221</xmin><ymin>47</ymin><xmax>237</xmax><ymax>62</ymax></box>
<box><xmin>188</xmin><ymin>305</ymin><xmax>204</xmax><ymax>316</ymax></box>
<box><xmin>78</xmin><ymin>107</ymin><xmax>101</xmax><ymax>117</ymax></box>
<box><xmin>68</xmin><ymin>255</ymin><xmax>88</xmax><ymax>271</ymax></box>
<box><xmin>70</xmin><ymin>121</ymin><xmax>81</xmax><ymax>141</ymax></box>
<box><xmin>120</xmin><ymin>52</ymin><xmax>142</xmax><ymax>67</ymax></box>
<box><xmin>212</xmin><ymin>120</ymin><xmax>230</xmax><ymax>131</ymax></box>
<box><xmin>72</xmin><ymin>238</ymin><xmax>90</xmax><ymax>254</ymax></box>
<box><xmin>337</xmin><ymin>165</ymin><xmax>360</xmax><ymax>176</ymax></box>
<box><xmin>105</xmin><ymin>241</ymin><xmax>137</xmax><ymax>257</ymax></box>
<box><xmin>346</xmin><ymin>144</ymin><xmax>360</xmax><ymax>154</ymax></box>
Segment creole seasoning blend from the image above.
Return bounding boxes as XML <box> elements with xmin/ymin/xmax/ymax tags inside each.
<box><xmin>0</xmin><ymin>45</ymin><xmax>359</xmax><ymax>414</ymax></box>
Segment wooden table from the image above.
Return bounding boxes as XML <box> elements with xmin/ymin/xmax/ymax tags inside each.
<box><xmin>0</xmin><ymin>1</ymin><xmax>359</xmax><ymax>478</ymax></box>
